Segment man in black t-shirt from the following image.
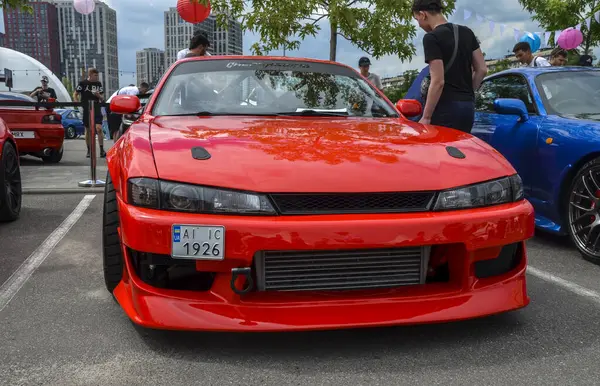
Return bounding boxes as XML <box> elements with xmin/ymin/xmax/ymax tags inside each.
<box><xmin>30</xmin><ymin>76</ymin><xmax>57</xmax><ymax>102</ymax></box>
<box><xmin>412</xmin><ymin>0</ymin><xmax>488</xmax><ymax>133</ymax></box>
<box><xmin>74</xmin><ymin>68</ymin><xmax>106</xmax><ymax>158</ymax></box>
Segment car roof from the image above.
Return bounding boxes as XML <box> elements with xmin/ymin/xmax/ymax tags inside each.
<box><xmin>490</xmin><ymin>66</ymin><xmax>600</xmax><ymax>78</ymax></box>
<box><xmin>0</xmin><ymin>91</ymin><xmax>35</xmax><ymax>102</ymax></box>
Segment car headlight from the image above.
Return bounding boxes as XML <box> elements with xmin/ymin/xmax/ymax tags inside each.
<box><xmin>434</xmin><ymin>174</ymin><xmax>524</xmax><ymax>211</ymax></box>
<box><xmin>127</xmin><ymin>177</ymin><xmax>277</xmax><ymax>215</ymax></box>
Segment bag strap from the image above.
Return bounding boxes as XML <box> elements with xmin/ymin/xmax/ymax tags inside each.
<box><xmin>444</xmin><ymin>23</ymin><xmax>460</xmax><ymax>74</ymax></box>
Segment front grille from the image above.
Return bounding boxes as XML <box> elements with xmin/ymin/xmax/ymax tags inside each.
<box><xmin>255</xmin><ymin>247</ymin><xmax>430</xmax><ymax>292</ymax></box>
<box><xmin>269</xmin><ymin>192</ymin><xmax>435</xmax><ymax>215</ymax></box>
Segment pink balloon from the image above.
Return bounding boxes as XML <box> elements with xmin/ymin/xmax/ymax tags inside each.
<box><xmin>557</xmin><ymin>28</ymin><xmax>584</xmax><ymax>50</ymax></box>
<box><xmin>73</xmin><ymin>0</ymin><xmax>95</xmax><ymax>15</ymax></box>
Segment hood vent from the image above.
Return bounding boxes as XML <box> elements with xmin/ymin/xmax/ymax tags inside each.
<box><xmin>446</xmin><ymin>146</ymin><xmax>465</xmax><ymax>159</ymax></box>
<box><xmin>191</xmin><ymin>146</ymin><xmax>211</xmax><ymax>160</ymax></box>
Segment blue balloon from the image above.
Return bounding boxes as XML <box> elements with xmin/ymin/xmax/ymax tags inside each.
<box><xmin>519</xmin><ymin>32</ymin><xmax>541</xmax><ymax>52</ymax></box>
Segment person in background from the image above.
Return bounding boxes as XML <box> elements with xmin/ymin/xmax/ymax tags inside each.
<box><xmin>177</xmin><ymin>31</ymin><xmax>212</xmax><ymax>60</ymax></box>
<box><xmin>412</xmin><ymin>0</ymin><xmax>487</xmax><ymax>133</ymax></box>
<box><xmin>358</xmin><ymin>57</ymin><xmax>383</xmax><ymax>90</ymax></box>
<box><xmin>185</xmin><ymin>33</ymin><xmax>211</xmax><ymax>58</ymax></box>
<box><xmin>549</xmin><ymin>48</ymin><xmax>568</xmax><ymax>66</ymax></box>
<box><xmin>578</xmin><ymin>54</ymin><xmax>593</xmax><ymax>67</ymax></box>
<box><xmin>73</xmin><ymin>68</ymin><xmax>105</xmax><ymax>158</ymax></box>
<box><xmin>30</xmin><ymin>76</ymin><xmax>57</xmax><ymax>102</ymax></box>
<box><xmin>106</xmin><ymin>82</ymin><xmax>150</xmax><ymax>103</ymax></box>
<box><xmin>106</xmin><ymin>82</ymin><xmax>150</xmax><ymax>139</ymax></box>
<box><xmin>513</xmin><ymin>42</ymin><xmax>551</xmax><ymax>67</ymax></box>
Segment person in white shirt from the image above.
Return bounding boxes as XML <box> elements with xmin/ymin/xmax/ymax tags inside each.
<box><xmin>107</xmin><ymin>83</ymin><xmax>149</xmax><ymax>103</ymax></box>
<box><xmin>177</xmin><ymin>32</ymin><xmax>212</xmax><ymax>60</ymax></box>
<box><xmin>107</xmin><ymin>82</ymin><xmax>150</xmax><ymax>138</ymax></box>
<box><xmin>512</xmin><ymin>42</ymin><xmax>551</xmax><ymax>67</ymax></box>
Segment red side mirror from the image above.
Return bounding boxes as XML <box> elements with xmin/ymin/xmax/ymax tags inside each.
<box><xmin>110</xmin><ymin>95</ymin><xmax>141</xmax><ymax>114</ymax></box>
<box><xmin>395</xmin><ymin>99</ymin><xmax>422</xmax><ymax>118</ymax></box>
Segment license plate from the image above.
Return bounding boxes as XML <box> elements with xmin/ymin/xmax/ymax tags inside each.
<box><xmin>171</xmin><ymin>225</ymin><xmax>225</xmax><ymax>260</ymax></box>
<box><xmin>11</xmin><ymin>131</ymin><xmax>35</xmax><ymax>139</ymax></box>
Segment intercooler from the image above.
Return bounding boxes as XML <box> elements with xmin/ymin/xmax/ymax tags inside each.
<box><xmin>254</xmin><ymin>246</ymin><xmax>431</xmax><ymax>292</ymax></box>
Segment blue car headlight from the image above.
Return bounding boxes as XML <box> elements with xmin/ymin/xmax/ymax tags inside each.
<box><xmin>127</xmin><ymin>177</ymin><xmax>277</xmax><ymax>215</ymax></box>
<box><xmin>434</xmin><ymin>174</ymin><xmax>524</xmax><ymax>211</ymax></box>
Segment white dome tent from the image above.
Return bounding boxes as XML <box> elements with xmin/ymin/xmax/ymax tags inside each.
<box><xmin>0</xmin><ymin>47</ymin><xmax>72</xmax><ymax>102</ymax></box>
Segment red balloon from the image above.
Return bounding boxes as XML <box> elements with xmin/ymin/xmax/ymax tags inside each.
<box><xmin>177</xmin><ymin>0</ymin><xmax>211</xmax><ymax>24</ymax></box>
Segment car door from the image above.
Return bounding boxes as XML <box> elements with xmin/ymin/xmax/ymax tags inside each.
<box><xmin>471</xmin><ymin>74</ymin><xmax>543</xmax><ymax>197</ymax></box>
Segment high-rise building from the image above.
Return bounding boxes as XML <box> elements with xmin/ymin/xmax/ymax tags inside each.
<box><xmin>136</xmin><ymin>48</ymin><xmax>165</xmax><ymax>88</ymax></box>
<box><xmin>51</xmin><ymin>0</ymin><xmax>119</xmax><ymax>95</ymax></box>
<box><xmin>2</xmin><ymin>2</ymin><xmax>61</xmax><ymax>75</ymax></box>
<box><xmin>0</xmin><ymin>33</ymin><xmax>5</xmax><ymax>48</ymax></box>
<box><xmin>163</xmin><ymin>8</ymin><xmax>243</xmax><ymax>69</ymax></box>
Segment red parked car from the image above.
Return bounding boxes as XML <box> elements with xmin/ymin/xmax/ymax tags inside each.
<box><xmin>0</xmin><ymin>117</ymin><xmax>21</xmax><ymax>222</ymax></box>
<box><xmin>105</xmin><ymin>56</ymin><xmax>535</xmax><ymax>332</ymax></box>
<box><xmin>0</xmin><ymin>92</ymin><xmax>65</xmax><ymax>163</ymax></box>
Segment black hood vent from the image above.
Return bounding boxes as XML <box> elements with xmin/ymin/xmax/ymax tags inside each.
<box><xmin>191</xmin><ymin>146</ymin><xmax>211</xmax><ymax>160</ymax></box>
<box><xmin>446</xmin><ymin>146</ymin><xmax>465</xmax><ymax>159</ymax></box>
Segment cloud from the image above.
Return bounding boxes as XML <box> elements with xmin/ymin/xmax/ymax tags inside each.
<box><xmin>103</xmin><ymin>0</ymin><xmax>599</xmax><ymax>86</ymax></box>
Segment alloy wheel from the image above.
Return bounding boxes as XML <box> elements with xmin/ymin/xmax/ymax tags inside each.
<box><xmin>568</xmin><ymin>167</ymin><xmax>600</xmax><ymax>258</ymax></box>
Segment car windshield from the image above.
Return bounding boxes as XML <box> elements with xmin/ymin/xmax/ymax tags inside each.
<box><xmin>535</xmin><ymin>70</ymin><xmax>600</xmax><ymax>117</ymax></box>
<box><xmin>151</xmin><ymin>59</ymin><xmax>398</xmax><ymax>118</ymax></box>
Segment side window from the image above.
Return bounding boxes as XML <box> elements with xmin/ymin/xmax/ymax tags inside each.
<box><xmin>475</xmin><ymin>81</ymin><xmax>498</xmax><ymax>112</ymax></box>
<box><xmin>475</xmin><ymin>75</ymin><xmax>537</xmax><ymax>114</ymax></box>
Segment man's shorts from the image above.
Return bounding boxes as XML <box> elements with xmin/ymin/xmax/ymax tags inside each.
<box><xmin>82</xmin><ymin>109</ymin><xmax>104</xmax><ymax>128</ymax></box>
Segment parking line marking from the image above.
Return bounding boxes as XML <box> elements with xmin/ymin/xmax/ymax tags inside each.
<box><xmin>528</xmin><ymin>266</ymin><xmax>600</xmax><ymax>304</ymax></box>
<box><xmin>0</xmin><ymin>195</ymin><xmax>96</xmax><ymax>313</ymax></box>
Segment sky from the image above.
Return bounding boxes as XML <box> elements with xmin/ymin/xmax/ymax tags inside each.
<box><xmin>96</xmin><ymin>0</ymin><xmax>599</xmax><ymax>86</ymax></box>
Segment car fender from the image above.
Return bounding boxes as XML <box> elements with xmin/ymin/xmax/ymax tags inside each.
<box><xmin>106</xmin><ymin>118</ymin><xmax>158</xmax><ymax>201</ymax></box>
<box><xmin>0</xmin><ymin>118</ymin><xmax>17</xmax><ymax>159</ymax></box>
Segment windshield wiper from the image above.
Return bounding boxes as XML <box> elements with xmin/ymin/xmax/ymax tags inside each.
<box><xmin>276</xmin><ymin>109</ymin><xmax>349</xmax><ymax>117</ymax></box>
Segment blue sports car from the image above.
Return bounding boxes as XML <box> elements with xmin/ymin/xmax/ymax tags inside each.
<box><xmin>55</xmin><ymin>108</ymin><xmax>85</xmax><ymax>139</ymax></box>
<box><xmin>406</xmin><ymin>66</ymin><xmax>600</xmax><ymax>264</ymax></box>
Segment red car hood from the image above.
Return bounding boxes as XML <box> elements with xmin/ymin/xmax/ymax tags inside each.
<box><xmin>148</xmin><ymin>116</ymin><xmax>515</xmax><ymax>193</ymax></box>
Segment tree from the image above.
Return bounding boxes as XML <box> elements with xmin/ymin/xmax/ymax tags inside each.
<box><xmin>487</xmin><ymin>58</ymin><xmax>512</xmax><ymax>75</ymax></box>
<box><xmin>61</xmin><ymin>77</ymin><xmax>73</xmax><ymax>96</ymax></box>
<box><xmin>518</xmin><ymin>0</ymin><xmax>600</xmax><ymax>54</ymax></box>
<box><xmin>207</xmin><ymin>0</ymin><xmax>456</xmax><ymax>61</ymax></box>
<box><xmin>0</xmin><ymin>0</ymin><xmax>32</xmax><ymax>11</ymax></box>
<box><xmin>383</xmin><ymin>69</ymin><xmax>419</xmax><ymax>102</ymax></box>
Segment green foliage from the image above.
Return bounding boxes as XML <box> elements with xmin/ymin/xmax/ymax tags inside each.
<box><xmin>61</xmin><ymin>77</ymin><xmax>74</xmax><ymax>96</ymax></box>
<box><xmin>0</xmin><ymin>0</ymin><xmax>32</xmax><ymax>12</ymax></box>
<box><xmin>382</xmin><ymin>69</ymin><xmax>419</xmax><ymax>102</ymax></box>
<box><xmin>517</xmin><ymin>0</ymin><xmax>600</xmax><ymax>54</ymax></box>
<box><xmin>488</xmin><ymin>58</ymin><xmax>512</xmax><ymax>75</ymax></box>
<box><xmin>204</xmin><ymin>0</ymin><xmax>456</xmax><ymax>61</ymax></box>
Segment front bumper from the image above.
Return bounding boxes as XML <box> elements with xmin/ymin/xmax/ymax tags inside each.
<box><xmin>114</xmin><ymin>198</ymin><xmax>535</xmax><ymax>332</ymax></box>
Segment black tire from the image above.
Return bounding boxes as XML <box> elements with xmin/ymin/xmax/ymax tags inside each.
<box><xmin>102</xmin><ymin>171</ymin><xmax>124</xmax><ymax>292</ymax></box>
<box><xmin>41</xmin><ymin>145</ymin><xmax>64</xmax><ymax>164</ymax></box>
<box><xmin>566</xmin><ymin>156</ymin><xmax>600</xmax><ymax>265</ymax></box>
<box><xmin>0</xmin><ymin>141</ymin><xmax>22</xmax><ymax>222</ymax></box>
<box><xmin>65</xmin><ymin>126</ymin><xmax>77</xmax><ymax>139</ymax></box>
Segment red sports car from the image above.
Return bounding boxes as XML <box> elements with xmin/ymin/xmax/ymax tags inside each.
<box><xmin>105</xmin><ymin>56</ymin><xmax>535</xmax><ymax>332</ymax></box>
<box><xmin>0</xmin><ymin>116</ymin><xmax>22</xmax><ymax>222</ymax></box>
<box><xmin>0</xmin><ymin>92</ymin><xmax>64</xmax><ymax>163</ymax></box>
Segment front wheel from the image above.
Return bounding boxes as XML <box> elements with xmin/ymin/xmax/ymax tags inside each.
<box><xmin>0</xmin><ymin>141</ymin><xmax>22</xmax><ymax>222</ymax></box>
<box><xmin>102</xmin><ymin>171</ymin><xmax>124</xmax><ymax>293</ymax></box>
<box><xmin>566</xmin><ymin>156</ymin><xmax>600</xmax><ymax>265</ymax></box>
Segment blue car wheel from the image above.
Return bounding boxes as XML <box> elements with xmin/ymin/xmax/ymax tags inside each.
<box><xmin>567</xmin><ymin>156</ymin><xmax>600</xmax><ymax>265</ymax></box>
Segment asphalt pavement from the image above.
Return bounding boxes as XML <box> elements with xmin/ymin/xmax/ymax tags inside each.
<box><xmin>2</xmin><ymin>139</ymin><xmax>600</xmax><ymax>385</ymax></box>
